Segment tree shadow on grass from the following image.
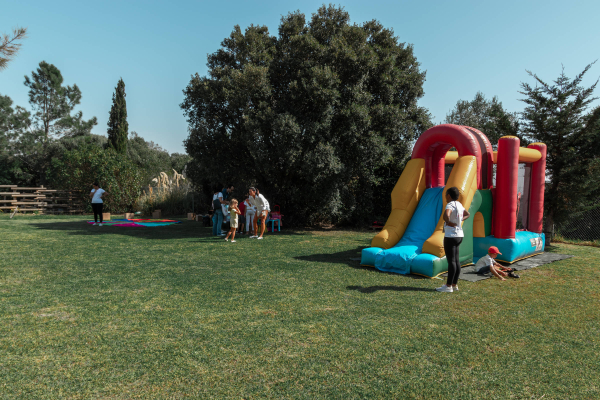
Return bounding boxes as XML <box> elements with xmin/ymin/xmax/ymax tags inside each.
<box><xmin>294</xmin><ymin>247</ymin><xmax>366</xmax><ymax>268</ymax></box>
<box><xmin>347</xmin><ymin>285</ymin><xmax>433</xmax><ymax>293</ymax></box>
<box><xmin>544</xmin><ymin>245</ymin><xmax>561</xmax><ymax>252</ymax></box>
<box><xmin>28</xmin><ymin>219</ymin><xmax>304</xmax><ymax>241</ymax></box>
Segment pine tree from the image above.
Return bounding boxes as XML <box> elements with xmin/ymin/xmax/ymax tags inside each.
<box><xmin>0</xmin><ymin>27</ymin><xmax>27</xmax><ymax>72</ymax></box>
<box><xmin>107</xmin><ymin>78</ymin><xmax>128</xmax><ymax>154</ymax></box>
<box><xmin>24</xmin><ymin>61</ymin><xmax>95</xmax><ymax>142</ymax></box>
<box><xmin>519</xmin><ymin>63</ymin><xmax>600</xmax><ymax>228</ymax></box>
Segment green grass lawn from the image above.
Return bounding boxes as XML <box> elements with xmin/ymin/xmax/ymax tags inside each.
<box><xmin>1</xmin><ymin>215</ymin><xmax>599</xmax><ymax>399</ymax></box>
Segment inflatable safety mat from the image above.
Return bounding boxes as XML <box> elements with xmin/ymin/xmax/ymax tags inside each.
<box><xmin>443</xmin><ymin>253</ymin><xmax>574</xmax><ymax>282</ymax></box>
<box><xmin>87</xmin><ymin>219</ymin><xmax>182</xmax><ymax>227</ymax></box>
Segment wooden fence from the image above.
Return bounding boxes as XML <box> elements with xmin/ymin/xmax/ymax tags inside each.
<box><xmin>0</xmin><ymin>185</ymin><xmax>85</xmax><ymax>214</ymax></box>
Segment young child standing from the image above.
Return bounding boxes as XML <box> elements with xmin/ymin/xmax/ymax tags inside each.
<box><xmin>225</xmin><ymin>199</ymin><xmax>242</xmax><ymax>243</ymax></box>
<box><xmin>476</xmin><ymin>246</ymin><xmax>519</xmax><ymax>280</ymax></box>
<box><xmin>237</xmin><ymin>195</ymin><xmax>247</xmax><ymax>235</ymax></box>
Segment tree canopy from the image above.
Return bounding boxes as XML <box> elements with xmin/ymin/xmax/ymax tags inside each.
<box><xmin>0</xmin><ymin>94</ymin><xmax>32</xmax><ymax>184</ymax></box>
<box><xmin>182</xmin><ymin>5</ymin><xmax>431</xmax><ymax>225</ymax></box>
<box><xmin>24</xmin><ymin>61</ymin><xmax>97</xmax><ymax>141</ymax></box>
<box><xmin>2</xmin><ymin>75</ymin><xmax>186</xmax><ymax>195</ymax></box>
<box><xmin>519</xmin><ymin>62</ymin><xmax>600</xmax><ymax>227</ymax></box>
<box><xmin>444</xmin><ymin>92</ymin><xmax>521</xmax><ymax>145</ymax></box>
<box><xmin>127</xmin><ymin>131</ymin><xmax>191</xmax><ymax>184</ymax></box>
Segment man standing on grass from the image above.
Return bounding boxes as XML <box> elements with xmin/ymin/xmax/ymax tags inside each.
<box><xmin>212</xmin><ymin>186</ymin><xmax>225</xmax><ymax>236</ymax></box>
<box><xmin>248</xmin><ymin>187</ymin><xmax>270</xmax><ymax>240</ymax></box>
<box><xmin>222</xmin><ymin>184</ymin><xmax>234</xmax><ymax>202</ymax></box>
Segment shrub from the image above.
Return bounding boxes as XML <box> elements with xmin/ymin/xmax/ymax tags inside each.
<box><xmin>136</xmin><ymin>170</ymin><xmax>207</xmax><ymax>217</ymax></box>
<box><xmin>47</xmin><ymin>138</ymin><xmax>142</xmax><ymax>213</ymax></box>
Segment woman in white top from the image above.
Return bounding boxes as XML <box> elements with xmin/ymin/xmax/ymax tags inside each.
<box><xmin>436</xmin><ymin>186</ymin><xmax>470</xmax><ymax>293</ymax></box>
<box><xmin>90</xmin><ymin>182</ymin><xmax>106</xmax><ymax>226</ymax></box>
<box><xmin>248</xmin><ymin>187</ymin><xmax>270</xmax><ymax>239</ymax></box>
<box><xmin>255</xmin><ymin>188</ymin><xmax>270</xmax><ymax>239</ymax></box>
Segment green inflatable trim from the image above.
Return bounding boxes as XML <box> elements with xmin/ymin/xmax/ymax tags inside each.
<box><xmin>477</xmin><ymin>189</ymin><xmax>493</xmax><ymax>237</ymax></box>
<box><xmin>458</xmin><ymin>189</ymin><xmax>482</xmax><ymax>265</ymax></box>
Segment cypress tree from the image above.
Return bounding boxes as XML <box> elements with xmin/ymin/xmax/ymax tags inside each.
<box><xmin>107</xmin><ymin>78</ymin><xmax>128</xmax><ymax>153</ymax></box>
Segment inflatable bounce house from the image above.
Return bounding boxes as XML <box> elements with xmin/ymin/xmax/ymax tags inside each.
<box><xmin>361</xmin><ymin>124</ymin><xmax>547</xmax><ymax>278</ymax></box>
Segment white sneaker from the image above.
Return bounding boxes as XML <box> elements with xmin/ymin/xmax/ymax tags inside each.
<box><xmin>257</xmin><ymin>237</ymin><xmax>263</xmax><ymax>240</ymax></box>
<box><xmin>93</xmin><ymin>223</ymin><xmax>98</xmax><ymax>226</ymax></box>
<box><xmin>435</xmin><ymin>285</ymin><xmax>453</xmax><ymax>293</ymax></box>
<box><xmin>98</xmin><ymin>224</ymin><xmax>103</xmax><ymax>227</ymax></box>
<box><xmin>231</xmin><ymin>240</ymin><xmax>236</xmax><ymax>243</ymax></box>
<box><xmin>250</xmin><ymin>235</ymin><xmax>258</xmax><ymax>238</ymax></box>
<box><xmin>224</xmin><ymin>238</ymin><xmax>229</xmax><ymax>241</ymax></box>
<box><xmin>452</xmin><ymin>286</ymin><xmax>459</xmax><ymax>292</ymax></box>
<box><xmin>219</xmin><ymin>233</ymin><xmax>226</xmax><ymax>236</ymax></box>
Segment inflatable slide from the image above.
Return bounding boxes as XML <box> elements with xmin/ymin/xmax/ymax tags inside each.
<box><xmin>361</xmin><ymin>124</ymin><xmax>547</xmax><ymax>278</ymax></box>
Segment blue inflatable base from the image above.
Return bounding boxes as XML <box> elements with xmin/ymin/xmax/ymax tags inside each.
<box><xmin>361</xmin><ymin>247</ymin><xmax>443</xmax><ymax>277</ymax></box>
<box><xmin>361</xmin><ymin>187</ymin><xmax>445</xmax><ymax>275</ymax></box>
<box><xmin>473</xmin><ymin>231</ymin><xmax>545</xmax><ymax>263</ymax></box>
<box><xmin>361</xmin><ymin>247</ymin><xmax>381</xmax><ymax>267</ymax></box>
<box><xmin>362</xmin><ymin>231</ymin><xmax>546</xmax><ymax>275</ymax></box>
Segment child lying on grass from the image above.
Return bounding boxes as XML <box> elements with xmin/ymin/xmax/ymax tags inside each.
<box><xmin>476</xmin><ymin>246</ymin><xmax>519</xmax><ymax>280</ymax></box>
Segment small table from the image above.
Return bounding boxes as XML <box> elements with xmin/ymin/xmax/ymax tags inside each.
<box><xmin>267</xmin><ymin>219</ymin><xmax>281</xmax><ymax>232</ymax></box>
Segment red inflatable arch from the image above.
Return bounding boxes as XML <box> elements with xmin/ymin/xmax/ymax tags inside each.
<box><xmin>463</xmin><ymin>126</ymin><xmax>494</xmax><ymax>189</ymax></box>
<box><xmin>411</xmin><ymin>124</ymin><xmax>483</xmax><ymax>189</ymax></box>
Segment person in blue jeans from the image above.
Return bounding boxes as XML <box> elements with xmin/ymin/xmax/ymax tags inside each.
<box><xmin>212</xmin><ymin>186</ymin><xmax>225</xmax><ymax>236</ymax></box>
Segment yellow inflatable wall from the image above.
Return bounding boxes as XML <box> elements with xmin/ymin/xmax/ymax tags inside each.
<box><xmin>421</xmin><ymin>156</ymin><xmax>479</xmax><ymax>258</ymax></box>
<box><xmin>371</xmin><ymin>158</ymin><xmax>426</xmax><ymax>249</ymax></box>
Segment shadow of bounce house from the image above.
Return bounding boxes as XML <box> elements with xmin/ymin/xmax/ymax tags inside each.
<box><xmin>347</xmin><ymin>285</ymin><xmax>433</xmax><ymax>293</ymax></box>
<box><xmin>361</xmin><ymin>124</ymin><xmax>547</xmax><ymax>278</ymax></box>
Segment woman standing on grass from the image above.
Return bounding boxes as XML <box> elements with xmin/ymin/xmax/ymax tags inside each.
<box><xmin>436</xmin><ymin>186</ymin><xmax>470</xmax><ymax>293</ymax></box>
<box><xmin>252</xmin><ymin>188</ymin><xmax>270</xmax><ymax>240</ymax></box>
<box><xmin>244</xmin><ymin>194</ymin><xmax>255</xmax><ymax>236</ymax></box>
<box><xmin>90</xmin><ymin>182</ymin><xmax>106</xmax><ymax>226</ymax></box>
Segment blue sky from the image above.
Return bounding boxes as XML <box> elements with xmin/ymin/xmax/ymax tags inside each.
<box><xmin>2</xmin><ymin>0</ymin><xmax>599</xmax><ymax>154</ymax></box>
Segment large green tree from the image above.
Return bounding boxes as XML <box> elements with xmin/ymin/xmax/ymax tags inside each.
<box><xmin>0</xmin><ymin>94</ymin><xmax>32</xmax><ymax>184</ymax></box>
<box><xmin>445</xmin><ymin>92</ymin><xmax>521</xmax><ymax>145</ymax></box>
<box><xmin>107</xmin><ymin>78</ymin><xmax>128</xmax><ymax>153</ymax></box>
<box><xmin>127</xmin><ymin>132</ymin><xmax>191</xmax><ymax>184</ymax></box>
<box><xmin>182</xmin><ymin>5</ymin><xmax>431</xmax><ymax>225</ymax></box>
<box><xmin>0</xmin><ymin>94</ymin><xmax>30</xmax><ymax>136</ymax></box>
<box><xmin>519</xmin><ymin>63</ymin><xmax>600</xmax><ymax>228</ymax></box>
<box><xmin>24</xmin><ymin>61</ymin><xmax>97</xmax><ymax>142</ymax></box>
